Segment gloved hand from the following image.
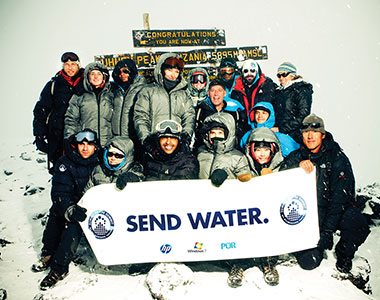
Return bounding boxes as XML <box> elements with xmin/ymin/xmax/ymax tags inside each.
<box><xmin>142</xmin><ymin>134</ymin><xmax>156</xmax><ymax>154</ymax></box>
<box><xmin>260</xmin><ymin>168</ymin><xmax>272</xmax><ymax>176</ymax></box>
<box><xmin>116</xmin><ymin>172</ymin><xmax>140</xmax><ymax>190</ymax></box>
<box><xmin>210</xmin><ymin>169</ymin><xmax>228</xmax><ymax>187</ymax></box>
<box><xmin>65</xmin><ymin>204</ymin><xmax>87</xmax><ymax>222</ymax></box>
<box><xmin>237</xmin><ymin>173</ymin><xmax>253</xmax><ymax>182</ymax></box>
<box><xmin>317</xmin><ymin>231</ymin><xmax>334</xmax><ymax>250</ymax></box>
<box><xmin>34</xmin><ymin>136</ymin><xmax>48</xmax><ymax>153</ymax></box>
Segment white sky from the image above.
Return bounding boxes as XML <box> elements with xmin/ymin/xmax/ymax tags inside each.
<box><xmin>0</xmin><ymin>0</ymin><xmax>379</xmax><ymax>186</ymax></box>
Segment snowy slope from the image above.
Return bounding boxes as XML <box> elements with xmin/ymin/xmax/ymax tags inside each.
<box><xmin>0</xmin><ymin>139</ymin><xmax>379</xmax><ymax>300</ymax></box>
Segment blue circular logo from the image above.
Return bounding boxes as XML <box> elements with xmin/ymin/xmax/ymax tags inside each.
<box><xmin>280</xmin><ymin>195</ymin><xmax>307</xmax><ymax>225</ymax></box>
<box><xmin>88</xmin><ymin>210</ymin><xmax>114</xmax><ymax>239</ymax></box>
<box><xmin>160</xmin><ymin>244</ymin><xmax>172</xmax><ymax>254</ymax></box>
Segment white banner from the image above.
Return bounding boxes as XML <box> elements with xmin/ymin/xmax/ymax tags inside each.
<box><xmin>79</xmin><ymin>168</ymin><xmax>319</xmax><ymax>266</ymax></box>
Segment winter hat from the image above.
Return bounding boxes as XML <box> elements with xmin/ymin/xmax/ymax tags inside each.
<box><xmin>162</xmin><ymin>56</ymin><xmax>185</xmax><ymax>71</ymax></box>
<box><xmin>112</xmin><ymin>58</ymin><xmax>138</xmax><ymax>82</ymax></box>
<box><xmin>108</xmin><ymin>145</ymin><xmax>125</xmax><ymax>156</ymax></box>
<box><xmin>61</xmin><ymin>52</ymin><xmax>80</xmax><ymax>63</ymax></box>
<box><xmin>254</xmin><ymin>103</ymin><xmax>271</xmax><ymax>115</ymax></box>
<box><xmin>301</xmin><ymin>114</ymin><xmax>326</xmax><ymax>134</ymax></box>
<box><xmin>208</xmin><ymin>79</ymin><xmax>226</xmax><ymax>90</ymax></box>
<box><xmin>253</xmin><ymin>141</ymin><xmax>272</xmax><ymax>150</ymax></box>
<box><xmin>241</xmin><ymin>59</ymin><xmax>259</xmax><ymax>76</ymax></box>
<box><xmin>277</xmin><ymin>62</ymin><xmax>297</xmax><ymax>74</ymax></box>
<box><xmin>156</xmin><ymin>120</ymin><xmax>182</xmax><ymax>139</ymax></box>
<box><xmin>88</xmin><ymin>63</ymin><xmax>110</xmax><ymax>82</ymax></box>
<box><xmin>219</xmin><ymin>57</ymin><xmax>237</xmax><ymax>69</ymax></box>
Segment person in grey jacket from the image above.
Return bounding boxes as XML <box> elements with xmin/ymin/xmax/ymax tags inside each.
<box><xmin>133</xmin><ymin>52</ymin><xmax>195</xmax><ymax>151</ymax></box>
<box><xmin>197</xmin><ymin>112</ymin><xmax>251</xmax><ymax>186</ymax></box>
<box><xmin>64</xmin><ymin>62</ymin><xmax>114</xmax><ymax>147</ymax></box>
<box><xmin>84</xmin><ymin>136</ymin><xmax>144</xmax><ymax>192</ymax></box>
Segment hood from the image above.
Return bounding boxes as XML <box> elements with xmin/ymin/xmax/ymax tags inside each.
<box><xmin>187</xmin><ymin>67</ymin><xmax>210</xmax><ymax>98</ymax></box>
<box><xmin>111</xmin><ymin>58</ymin><xmax>138</xmax><ymax>89</ymax></box>
<box><xmin>154</xmin><ymin>52</ymin><xmax>187</xmax><ymax>90</ymax></box>
<box><xmin>202</xmin><ymin>112</ymin><xmax>236</xmax><ymax>153</ymax></box>
<box><xmin>83</xmin><ymin>62</ymin><xmax>110</xmax><ymax>92</ymax></box>
<box><xmin>245</xmin><ymin>127</ymin><xmax>283</xmax><ymax>170</ymax></box>
<box><xmin>102</xmin><ymin>136</ymin><xmax>135</xmax><ymax>172</ymax></box>
<box><xmin>251</xmin><ymin>101</ymin><xmax>276</xmax><ymax>129</ymax></box>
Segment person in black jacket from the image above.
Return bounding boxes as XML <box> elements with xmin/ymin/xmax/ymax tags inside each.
<box><xmin>280</xmin><ymin>114</ymin><xmax>370</xmax><ymax>273</ymax></box>
<box><xmin>33</xmin><ymin>52</ymin><xmax>85</xmax><ymax>174</ymax></box>
<box><xmin>143</xmin><ymin>119</ymin><xmax>199</xmax><ymax>181</ymax></box>
<box><xmin>31</xmin><ymin>129</ymin><xmax>99</xmax><ymax>290</ymax></box>
<box><xmin>272</xmin><ymin>62</ymin><xmax>313</xmax><ymax>144</ymax></box>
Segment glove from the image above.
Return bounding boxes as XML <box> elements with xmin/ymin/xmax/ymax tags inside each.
<box><xmin>142</xmin><ymin>134</ymin><xmax>156</xmax><ymax>154</ymax></box>
<box><xmin>210</xmin><ymin>169</ymin><xmax>228</xmax><ymax>187</ymax></box>
<box><xmin>317</xmin><ymin>231</ymin><xmax>334</xmax><ymax>250</ymax></box>
<box><xmin>34</xmin><ymin>136</ymin><xmax>48</xmax><ymax>153</ymax></box>
<box><xmin>65</xmin><ymin>204</ymin><xmax>87</xmax><ymax>222</ymax></box>
<box><xmin>116</xmin><ymin>172</ymin><xmax>140</xmax><ymax>190</ymax></box>
<box><xmin>260</xmin><ymin>168</ymin><xmax>272</xmax><ymax>176</ymax></box>
<box><xmin>237</xmin><ymin>173</ymin><xmax>253</xmax><ymax>182</ymax></box>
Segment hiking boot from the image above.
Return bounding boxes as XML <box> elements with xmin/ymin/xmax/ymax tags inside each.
<box><xmin>31</xmin><ymin>255</ymin><xmax>51</xmax><ymax>272</ymax></box>
<box><xmin>227</xmin><ymin>265</ymin><xmax>244</xmax><ymax>288</ymax></box>
<box><xmin>39</xmin><ymin>269</ymin><xmax>68</xmax><ymax>290</ymax></box>
<box><xmin>336</xmin><ymin>257</ymin><xmax>352</xmax><ymax>273</ymax></box>
<box><xmin>261</xmin><ymin>265</ymin><xmax>279</xmax><ymax>286</ymax></box>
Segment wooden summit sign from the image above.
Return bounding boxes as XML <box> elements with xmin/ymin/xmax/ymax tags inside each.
<box><xmin>132</xmin><ymin>29</ymin><xmax>226</xmax><ymax>47</ymax></box>
<box><xmin>94</xmin><ymin>46</ymin><xmax>268</xmax><ymax>69</ymax></box>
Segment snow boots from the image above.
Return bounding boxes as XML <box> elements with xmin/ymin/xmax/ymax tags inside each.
<box><xmin>227</xmin><ymin>265</ymin><xmax>244</xmax><ymax>288</ymax></box>
<box><xmin>31</xmin><ymin>255</ymin><xmax>51</xmax><ymax>272</ymax></box>
<box><xmin>261</xmin><ymin>265</ymin><xmax>279</xmax><ymax>286</ymax></box>
<box><xmin>39</xmin><ymin>269</ymin><xmax>68</xmax><ymax>290</ymax></box>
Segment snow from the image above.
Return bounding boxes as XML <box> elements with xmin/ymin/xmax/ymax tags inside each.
<box><xmin>1</xmin><ymin>0</ymin><xmax>380</xmax><ymax>298</ymax></box>
<box><xmin>0</xmin><ymin>140</ymin><xmax>379</xmax><ymax>300</ymax></box>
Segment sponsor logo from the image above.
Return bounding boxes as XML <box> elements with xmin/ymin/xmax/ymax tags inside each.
<box><xmin>88</xmin><ymin>210</ymin><xmax>114</xmax><ymax>239</ymax></box>
<box><xmin>221</xmin><ymin>242</ymin><xmax>236</xmax><ymax>250</ymax></box>
<box><xmin>58</xmin><ymin>164</ymin><xmax>66</xmax><ymax>172</ymax></box>
<box><xmin>280</xmin><ymin>195</ymin><xmax>307</xmax><ymax>225</ymax></box>
<box><xmin>187</xmin><ymin>242</ymin><xmax>206</xmax><ymax>253</ymax></box>
<box><xmin>160</xmin><ymin>244</ymin><xmax>172</xmax><ymax>254</ymax></box>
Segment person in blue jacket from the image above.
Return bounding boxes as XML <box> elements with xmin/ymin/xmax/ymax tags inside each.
<box><xmin>240</xmin><ymin>101</ymin><xmax>299</xmax><ymax>156</ymax></box>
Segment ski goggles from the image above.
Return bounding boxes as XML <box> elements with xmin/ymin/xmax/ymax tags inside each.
<box><xmin>156</xmin><ymin>120</ymin><xmax>183</xmax><ymax>135</ymax></box>
<box><xmin>107</xmin><ymin>152</ymin><xmax>125</xmax><ymax>159</ymax></box>
<box><xmin>61</xmin><ymin>52</ymin><xmax>79</xmax><ymax>63</ymax></box>
<box><xmin>301</xmin><ymin>122</ymin><xmax>322</xmax><ymax>130</ymax></box>
<box><xmin>277</xmin><ymin>72</ymin><xmax>290</xmax><ymax>78</ymax></box>
<box><xmin>74</xmin><ymin>130</ymin><xmax>97</xmax><ymax>143</ymax></box>
<box><xmin>190</xmin><ymin>74</ymin><xmax>206</xmax><ymax>84</ymax></box>
<box><xmin>219</xmin><ymin>67</ymin><xmax>234</xmax><ymax>75</ymax></box>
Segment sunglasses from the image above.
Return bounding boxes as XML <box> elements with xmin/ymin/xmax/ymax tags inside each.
<box><xmin>107</xmin><ymin>152</ymin><xmax>125</xmax><ymax>159</ymax></box>
<box><xmin>119</xmin><ymin>68</ymin><xmax>130</xmax><ymax>75</ymax></box>
<box><xmin>191</xmin><ymin>74</ymin><xmax>206</xmax><ymax>84</ymax></box>
<box><xmin>219</xmin><ymin>68</ymin><xmax>234</xmax><ymax>75</ymax></box>
<box><xmin>75</xmin><ymin>131</ymin><xmax>97</xmax><ymax>143</ymax></box>
<box><xmin>243</xmin><ymin>69</ymin><xmax>256</xmax><ymax>74</ymax></box>
<box><xmin>301</xmin><ymin>122</ymin><xmax>322</xmax><ymax>130</ymax></box>
<box><xmin>277</xmin><ymin>72</ymin><xmax>290</xmax><ymax>78</ymax></box>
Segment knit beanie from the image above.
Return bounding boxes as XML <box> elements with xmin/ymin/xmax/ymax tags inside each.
<box><xmin>277</xmin><ymin>62</ymin><xmax>297</xmax><ymax>74</ymax></box>
<box><xmin>301</xmin><ymin>114</ymin><xmax>326</xmax><ymax>134</ymax></box>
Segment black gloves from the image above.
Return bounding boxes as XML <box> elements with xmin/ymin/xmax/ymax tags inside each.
<box><xmin>65</xmin><ymin>204</ymin><xmax>87</xmax><ymax>222</ymax></box>
<box><xmin>116</xmin><ymin>172</ymin><xmax>140</xmax><ymax>190</ymax></box>
<box><xmin>34</xmin><ymin>136</ymin><xmax>48</xmax><ymax>153</ymax></box>
<box><xmin>317</xmin><ymin>231</ymin><xmax>333</xmax><ymax>250</ymax></box>
<box><xmin>210</xmin><ymin>169</ymin><xmax>228</xmax><ymax>187</ymax></box>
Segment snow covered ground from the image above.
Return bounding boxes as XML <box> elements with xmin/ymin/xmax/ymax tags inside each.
<box><xmin>0</xmin><ymin>139</ymin><xmax>379</xmax><ymax>300</ymax></box>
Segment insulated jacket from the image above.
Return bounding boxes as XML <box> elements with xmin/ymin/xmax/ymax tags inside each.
<box><xmin>231</xmin><ymin>67</ymin><xmax>276</xmax><ymax>123</ymax></box>
<box><xmin>133</xmin><ymin>53</ymin><xmax>195</xmax><ymax>143</ymax></box>
<box><xmin>244</xmin><ymin>127</ymin><xmax>283</xmax><ymax>176</ymax></box>
<box><xmin>280</xmin><ymin>132</ymin><xmax>355</xmax><ymax>234</ymax></box>
<box><xmin>64</xmin><ymin>62</ymin><xmax>114</xmax><ymax>146</ymax></box>
<box><xmin>273</xmin><ymin>78</ymin><xmax>313</xmax><ymax>143</ymax></box>
<box><xmin>240</xmin><ymin>101</ymin><xmax>300</xmax><ymax>156</ymax></box>
<box><xmin>84</xmin><ymin>136</ymin><xmax>144</xmax><ymax>191</ymax></box>
<box><xmin>51</xmin><ymin>142</ymin><xmax>99</xmax><ymax>216</ymax></box>
<box><xmin>197</xmin><ymin>112</ymin><xmax>250</xmax><ymax>179</ymax></box>
<box><xmin>143</xmin><ymin>133</ymin><xmax>199</xmax><ymax>181</ymax></box>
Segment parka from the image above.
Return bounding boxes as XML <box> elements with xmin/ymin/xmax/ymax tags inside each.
<box><xmin>64</xmin><ymin>62</ymin><xmax>114</xmax><ymax>146</ymax></box>
<box><xmin>197</xmin><ymin>112</ymin><xmax>250</xmax><ymax>179</ymax></box>
<box><xmin>133</xmin><ymin>53</ymin><xmax>195</xmax><ymax>143</ymax></box>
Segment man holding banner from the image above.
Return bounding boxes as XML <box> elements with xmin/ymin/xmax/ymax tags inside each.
<box><xmin>281</xmin><ymin>114</ymin><xmax>370</xmax><ymax>273</ymax></box>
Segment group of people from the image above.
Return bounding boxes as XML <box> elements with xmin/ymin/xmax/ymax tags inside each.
<box><xmin>31</xmin><ymin>51</ymin><xmax>370</xmax><ymax>290</ymax></box>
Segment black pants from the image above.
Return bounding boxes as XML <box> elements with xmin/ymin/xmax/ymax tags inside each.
<box><xmin>41</xmin><ymin>208</ymin><xmax>83</xmax><ymax>273</ymax></box>
<box><xmin>294</xmin><ymin>207</ymin><xmax>370</xmax><ymax>270</ymax></box>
